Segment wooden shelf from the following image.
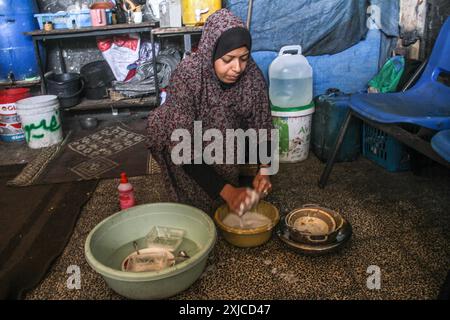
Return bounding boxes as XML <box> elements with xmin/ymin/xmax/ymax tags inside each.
<box><xmin>152</xmin><ymin>26</ymin><xmax>203</xmax><ymax>36</ymax></box>
<box><xmin>0</xmin><ymin>79</ymin><xmax>41</xmax><ymax>88</ymax></box>
<box><xmin>25</xmin><ymin>22</ymin><xmax>157</xmax><ymax>39</ymax></box>
<box><xmin>68</xmin><ymin>95</ymin><xmax>157</xmax><ymax>111</ymax></box>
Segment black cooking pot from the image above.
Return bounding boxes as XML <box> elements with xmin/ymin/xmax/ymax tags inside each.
<box><xmin>80</xmin><ymin>61</ymin><xmax>115</xmax><ymax>100</ymax></box>
<box><xmin>46</xmin><ymin>72</ymin><xmax>84</xmax><ymax>108</ymax></box>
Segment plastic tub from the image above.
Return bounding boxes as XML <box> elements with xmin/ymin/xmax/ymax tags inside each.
<box><xmin>80</xmin><ymin>60</ymin><xmax>115</xmax><ymax>100</ymax></box>
<box><xmin>85</xmin><ymin>203</ymin><xmax>217</xmax><ymax>300</ymax></box>
<box><xmin>46</xmin><ymin>73</ymin><xmax>84</xmax><ymax>108</ymax></box>
<box><xmin>0</xmin><ymin>88</ymin><xmax>30</xmax><ymax>142</ymax></box>
<box><xmin>214</xmin><ymin>201</ymin><xmax>280</xmax><ymax>248</ymax></box>
<box><xmin>15</xmin><ymin>95</ymin><xmax>63</xmax><ymax>149</ymax></box>
<box><xmin>272</xmin><ymin>103</ymin><xmax>315</xmax><ymax>163</ymax></box>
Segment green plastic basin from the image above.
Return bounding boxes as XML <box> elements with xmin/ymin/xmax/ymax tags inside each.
<box><xmin>84</xmin><ymin>203</ymin><xmax>217</xmax><ymax>299</ymax></box>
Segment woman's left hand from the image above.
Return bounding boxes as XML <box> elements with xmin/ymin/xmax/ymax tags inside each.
<box><xmin>253</xmin><ymin>171</ymin><xmax>272</xmax><ymax>198</ymax></box>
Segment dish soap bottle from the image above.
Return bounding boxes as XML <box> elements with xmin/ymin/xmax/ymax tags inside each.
<box><xmin>118</xmin><ymin>172</ymin><xmax>135</xmax><ymax>210</ymax></box>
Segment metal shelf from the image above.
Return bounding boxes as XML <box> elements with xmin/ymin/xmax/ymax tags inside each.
<box><xmin>26</xmin><ymin>22</ymin><xmax>157</xmax><ymax>94</ymax></box>
<box><xmin>151</xmin><ymin>26</ymin><xmax>203</xmax><ymax>105</ymax></box>
<box><xmin>152</xmin><ymin>26</ymin><xmax>203</xmax><ymax>37</ymax></box>
<box><xmin>67</xmin><ymin>95</ymin><xmax>157</xmax><ymax>112</ymax></box>
<box><xmin>0</xmin><ymin>79</ymin><xmax>41</xmax><ymax>88</ymax></box>
<box><xmin>25</xmin><ymin>22</ymin><xmax>157</xmax><ymax>40</ymax></box>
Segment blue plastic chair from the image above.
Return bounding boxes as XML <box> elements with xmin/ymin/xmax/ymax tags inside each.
<box><xmin>319</xmin><ymin>17</ymin><xmax>450</xmax><ymax>188</ymax></box>
<box><xmin>431</xmin><ymin>130</ymin><xmax>450</xmax><ymax>162</ymax></box>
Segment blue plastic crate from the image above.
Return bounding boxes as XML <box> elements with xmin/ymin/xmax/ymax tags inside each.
<box><xmin>362</xmin><ymin>123</ymin><xmax>411</xmax><ymax>172</ymax></box>
<box><xmin>34</xmin><ymin>10</ymin><xmax>112</xmax><ymax>30</ymax></box>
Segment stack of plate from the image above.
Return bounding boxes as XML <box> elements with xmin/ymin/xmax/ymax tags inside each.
<box><xmin>276</xmin><ymin>204</ymin><xmax>352</xmax><ymax>255</ymax></box>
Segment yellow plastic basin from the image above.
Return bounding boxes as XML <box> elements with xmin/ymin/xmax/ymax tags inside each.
<box><xmin>214</xmin><ymin>201</ymin><xmax>280</xmax><ymax>248</ymax></box>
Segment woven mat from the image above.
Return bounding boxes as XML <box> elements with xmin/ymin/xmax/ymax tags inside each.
<box><xmin>0</xmin><ymin>164</ymin><xmax>98</xmax><ymax>299</ymax></box>
<box><xmin>8</xmin><ymin>119</ymin><xmax>161</xmax><ymax>187</ymax></box>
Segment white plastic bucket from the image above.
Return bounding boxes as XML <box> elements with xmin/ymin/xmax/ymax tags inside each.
<box><xmin>16</xmin><ymin>95</ymin><xmax>63</xmax><ymax>149</ymax></box>
<box><xmin>272</xmin><ymin>104</ymin><xmax>315</xmax><ymax>163</ymax></box>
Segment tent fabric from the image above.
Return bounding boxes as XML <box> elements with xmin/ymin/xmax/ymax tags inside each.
<box><xmin>252</xmin><ymin>29</ymin><xmax>382</xmax><ymax>96</ymax></box>
<box><xmin>226</xmin><ymin>0</ymin><xmax>399</xmax><ymax>56</ymax></box>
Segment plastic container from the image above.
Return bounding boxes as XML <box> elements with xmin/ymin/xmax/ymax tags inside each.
<box><xmin>362</xmin><ymin>123</ymin><xmax>411</xmax><ymax>172</ymax></box>
<box><xmin>160</xmin><ymin>88</ymin><xmax>167</xmax><ymax>105</ymax></box>
<box><xmin>272</xmin><ymin>103</ymin><xmax>315</xmax><ymax>163</ymax></box>
<box><xmin>269</xmin><ymin>45</ymin><xmax>313</xmax><ymax>109</ymax></box>
<box><xmin>159</xmin><ymin>0</ymin><xmax>182</xmax><ymax>28</ymax></box>
<box><xmin>15</xmin><ymin>95</ymin><xmax>63</xmax><ymax>149</ymax></box>
<box><xmin>214</xmin><ymin>201</ymin><xmax>280</xmax><ymax>248</ymax></box>
<box><xmin>122</xmin><ymin>248</ymin><xmax>175</xmax><ymax>272</ymax></box>
<box><xmin>90</xmin><ymin>8</ymin><xmax>107</xmax><ymax>27</ymax></box>
<box><xmin>182</xmin><ymin>0</ymin><xmax>222</xmax><ymax>26</ymax></box>
<box><xmin>84</xmin><ymin>202</ymin><xmax>217</xmax><ymax>300</ymax></box>
<box><xmin>118</xmin><ymin>172</ymin><xmax>135</xmax><ymax>210</ymax></box>
<box><xmin>0</xmin><ymin>0</ymin><xmax>40</xmax><ymax>81</ymax></box>
<box><xmin>312</xmin><ymin>90</ymin><xmax>362</xmax><ymax>162</ymax></box>
<box><xmin>0</xmin><ymin>88</ymin><xmax>31</xmax><ymax>142</ymax></box>
<box><xmin>80</xmin><ymin>60</ymin><xmax>115</xmax><ymax>100</ymax></box>
<box><xmin>145</xmin><ymin>226</ymin><xmax>185</xmax><ymax>252</ymax></box>
<box><xmin>34</xmin><ymin>10</ymin><xmax>112</xmax><ymax>30</ymax></box>
<box><xmin>46</xmin><ymin>73</ymin><xmax>84</xmax><ymax>108</ymax></box>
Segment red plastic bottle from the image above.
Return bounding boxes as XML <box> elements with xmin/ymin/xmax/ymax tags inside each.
<box><xmin>118</xmin><ymin>172</ymin><xmax>135</xmax><ymax>210</ymax></box>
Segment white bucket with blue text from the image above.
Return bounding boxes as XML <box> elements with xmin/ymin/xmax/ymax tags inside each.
<box><xmin>271</xmin><ymin>102</ymin><xmax>315</xmax><ymax>163</ymax></box>
<box><xmin>16</xmin><ymin>95</ymin><xmax>63</xmax><ymax>149</ymax></box>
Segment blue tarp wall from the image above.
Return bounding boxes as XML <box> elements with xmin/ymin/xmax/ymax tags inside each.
<box><xmin>226</xmin><ymin>0</ymin><xmax>400</xmax><ymax>95</ymax></box>
<box><xmin>252</xmin><ymin>29</ymin><xmax>382</xmax><ymax>96</ymax></box>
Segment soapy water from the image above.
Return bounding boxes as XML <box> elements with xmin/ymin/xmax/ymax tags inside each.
<box><xmin>222</xmin><ymin>212</ymin><xmax>272</xmax><ymax>230</ymax></box>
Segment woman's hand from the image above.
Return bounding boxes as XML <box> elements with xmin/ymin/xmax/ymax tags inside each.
<box><xmin>220</xmin><ymin>184</ymin><xmax>253</xmax><ymax>215</ymax></box>
<box><xmin>253</xmin><ymin>170</ymin><xmax>272</xmax><ymax>198</ymax></box>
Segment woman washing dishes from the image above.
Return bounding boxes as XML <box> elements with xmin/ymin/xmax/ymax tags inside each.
<box><xmin>147</xmin><ymin>9</ymin><xmax>274</xmax><ymax>215</ymax></box>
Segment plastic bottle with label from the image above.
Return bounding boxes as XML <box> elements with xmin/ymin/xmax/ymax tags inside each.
<box><xmin>159</xmin><ymin>0</ymin><xmax>182</xmax><ymax>27</ymax></box>
<box><xmin>118</xmin><ymin>172</ymin><xmax>135</xmax><ymax>210</ymax></box>
<box><xmin>160</xmin><ymin>88</ymin><xmax>167</xmax><ymax>105</ymax></box>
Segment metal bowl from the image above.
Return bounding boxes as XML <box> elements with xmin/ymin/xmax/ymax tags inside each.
<box><xmin>214</xmin><ymin>201</ymin><xmax>280</xmax><ymax>248</ymax></box>
<box><xmin>277</xmin><ymin>218</ymin><xmax>352</xmax><ymax>256</ymax></box>
<box><xmin>285</xmin><ymin>205</ymin><xmax>345</xmax><ymax>245</ymax></box>
<box><xmin>79</xmin><ymin>117</ymin><xmax>98</xmax><ymax>130</ymax></box>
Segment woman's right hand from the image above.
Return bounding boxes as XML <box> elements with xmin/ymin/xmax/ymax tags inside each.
<box><xmin>220</xmin><ymin>184</ymin><xmax>252</xmax><ymax>215</ymax></box>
